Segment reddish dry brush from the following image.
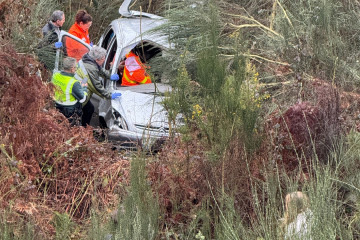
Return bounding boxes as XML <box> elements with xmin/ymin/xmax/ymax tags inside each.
<box><xmin>0</xmin><ymin>0</ymin><xmax>35</xmax><ymax>43</ymax></box>
<box><xmin>149</xmin><ymin>136</ymin><xmax>206</xmax><ymax>225</ymax></box>
<box><xmin>267</xmin><ymin>101</ymin><xmax>323</xmax><ymax>172</ymax></box>
<box><xmin>152</xmin><ymin>129</ymin><xmax>262</xmax><ymax>228</ymax></box>
<box><xmin>0</xmin><ymin>45</ymin><xmax>129</xmax><ymax>235</ymax></box>
<box><xmin>266</xmin><ymin>80</ymin><xmax>342</xmax><ymax>173</ymax></box>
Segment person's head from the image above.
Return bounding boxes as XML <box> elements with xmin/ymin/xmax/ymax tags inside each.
<box><xmin>89</xmin><ymin>46</ymin><xmax>107</xmax><ymax>66</ymax></box>
<box><xmin>62</xmin><ymin>57</ymin><xmax>77</xmax><ymax>73</ymax></box>
<box><xmin>50</xmin><ymin>10</ymin><xmax>65</xmax><ymax>27</ymax></box>
<box><xmin>283</xmin><ymin>191</ymin><xmax>309</xmax><ymax>225</ymax></box>
<box><xmin>75</xmin><ymin>10</ymin><xmax>92</xmax><ymax>32</ymax></box>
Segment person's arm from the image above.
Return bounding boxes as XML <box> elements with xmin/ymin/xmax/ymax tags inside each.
<box><xmin>72</xmin><ymin>81</ymin><xmax>88</xmax><ymax>103</ymax></box>
<box><xmin>100</xmin><ymin>68</ymin><xmax>111</xmax><ymax>78</ymax></box>
<box><xmin>88</xmin><ymin>68</ymin><xmax>112</xmax><ymax>99</ymax></box>
<box><xmin>47</xmin><ymin>31</ymin><xmax>59</xmax><ymax>45</ymax></box>
<box><xmin>101</xmin><ymin>59</ymin><xmax>124</xmax><ymax>77</ymax></box>
<box><xmin>118</xmin><ymin>60</ymin><xmax>125</xmax><ymax>78</ymax></box>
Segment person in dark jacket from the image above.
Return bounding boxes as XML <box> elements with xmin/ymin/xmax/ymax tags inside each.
<box><xmin>75</xmin><ymin>45</ymin><xmax>121</xmax><ymax>126</ymax></box>
<box><xmin>52</xmin><ymin>57</ymin><xmax>87</xmax><ymax>126</ymax></box>
<box><xmin>42</xmin><ymin>10</ymin><xmax>65</xmax><ymax>38</ymax></box>
<box><xmin>37</xmin><ymin>10</ymin><xmax>65</xmax><ymax>70</ymax></box>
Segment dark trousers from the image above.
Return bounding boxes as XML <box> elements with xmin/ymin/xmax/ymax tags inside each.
<box><xmin>56</xmin><ymin>103</ymin><xmax>82</xmax><ymax>126</ymax></box>
<box><xmin>82</xmin><ymin>100</ymin><xmax>94</xmax><ymax>126</ymax></box>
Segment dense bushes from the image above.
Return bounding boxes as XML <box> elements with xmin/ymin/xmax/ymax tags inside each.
<box><xmin>0</xmin><ymin>44</ymin><xmax>129</xmax><ymax>237</ymax></box>
<box><xmin>1</xmin><ymin>0</ymin><xmax>360</xmax><ymax>239</ymax></box>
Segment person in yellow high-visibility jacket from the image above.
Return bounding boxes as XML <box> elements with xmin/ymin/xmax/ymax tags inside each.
<box><xmin>121</xmin><ymin>51</ymin><xmax>152</xmax><ymax>86</ymax></box>
<box><xmin>51</xmin><ymin>57</ymin><xmax>87</xmax><ymax>126</ymax></box>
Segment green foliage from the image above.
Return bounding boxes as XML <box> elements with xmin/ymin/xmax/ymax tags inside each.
<box><xmin>307</xmin><ymin>166</ymin><xmax>340</xmax><ymax>239</ymax></box>
<box><xmin>88</xmin><ymin>154</ymin><xmax>159</xmax><ymax>240</ymax></box>
<box><xmin>0</xmin><ymin>213</ymin><xmax>12</xmax><ymax>240</ymax></box>
<box><xmin>153</xmin><ymin>0</ymin><xmax>225</xmax><ymax>81</ymax></box>
<box><xmin>254</xmin><ymin>0</ymin><xmax>360</xmax><ymax>87</ymax></box>
<box><xmin>0</xmin><ymin>211</ymin><xmax>36</xmax><ymax>240</ymax></box>
<box><xmin>331</xmin><ymin>131</ymin><xmax>360</xmax><ymax>238</ymax></box>
<box><xmin>111</xmin><ymin>155</ymin><xmax>158</xmax><ymax>239</ymax></box>
<box><xmin>208</xmin><ymin>160</ymin><xmax>354</xmax><ymax>240</ymax></box>
<box><xmin>160</xmin><ymin>0</ymin><xmax>266</xmax><ymax>155</ymax></box>
<box><xmin>87</xmin><ymin>209</ymin><xmax>110</xmax><ymax>240</ymax></box>
<box><xmin>337</xmin><ymin>131</ymin><xmax>360</xmax><ymax>189</ymax></box>
<box><xmin>162</xmin><ymin>62</ymin><xmax>196</xmax><ymax>133</ymax></box>
<box><xmin>52</xmin><ymin>211</ymin><xmax>74</xmax><ymax>240</ymax></box>
<box><xmin>10</xmin><ymin>0</ymin><xmax>60</xmax><ymax>52</ymax></box>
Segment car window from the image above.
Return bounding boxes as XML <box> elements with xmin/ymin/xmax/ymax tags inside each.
<box><xmin>113</xmin><ymin>41</ymin><xmax>165</xmax><ymax>88</ymax></box>
<box><xmin>101</xmin><ymin>28</ymin><xmax>115</xmax><ymax>50</ymax></box>
<box><xmin>54</xmin><ymin>32</ymin><xmax>90</xmax><ymax>71</ymax></box>
<box><xmin>104</xmin><ymin>37</ymin><xmax>117</xmax><ymax>71</ymax></box>
<box><xmin>62</xmin><ymin>35</ymin><xmax>90</xmax><ymax>62</ymax></box>
<box><xmin>102</xmin><ymin>37</ymin><xmax>118</xmax><ymax>90</ymax></box>
<box><xmin>132</xmin><ymin>42</ymin><xmax>163</xmax><ymax>82</ymax></box>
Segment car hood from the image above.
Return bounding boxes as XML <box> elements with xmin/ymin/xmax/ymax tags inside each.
<box><xmin>111</xmin><ymin>90</ymin><xmax>169</xmax><ymax>130</ymax></box>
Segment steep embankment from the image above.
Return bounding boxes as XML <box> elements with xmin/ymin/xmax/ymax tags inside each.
<box><xmin>0</xmin><ymin>45</ymin><xmax>129</xmax><ymax>237</ymax></box>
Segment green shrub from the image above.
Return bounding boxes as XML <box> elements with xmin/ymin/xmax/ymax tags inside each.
<box><xmin>88</xmin><ymin>154</ymin><xmax>159</xmax><ymax>240</ymax></box>
<box><xmin>52</xmin><ymin>211</ymin><xmax>74</xmax><ymax>240</ymax></box>
<box><xmin>255</xmin><ymin>0</ymin><xmax>360</xmax><ymax>88</ymax></box>
<box><xmin>0</xmin><ymin>210</ymin><xmax>36</xmax><ymax>240</ymax></box>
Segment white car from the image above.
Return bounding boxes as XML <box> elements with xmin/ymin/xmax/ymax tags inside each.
<box><xmin>54</xmin><ymin>0</ymin><xmax>180</xmax><ymax>150</ymax></box>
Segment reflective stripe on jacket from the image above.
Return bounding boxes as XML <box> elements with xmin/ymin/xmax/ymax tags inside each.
<box><xmin>121</xmin><ymin>52</ymin><xmax>152</xmax><ymax>86</ymax></box>
<box><xmin>51</xmin><ymin>72</ymin><xmax>78</xmax><ymax>106</ymax></box>
<box><xmin>74</xmin><ymin>60</ymin><xmax>89</xmax><ymax>85</ymax></box>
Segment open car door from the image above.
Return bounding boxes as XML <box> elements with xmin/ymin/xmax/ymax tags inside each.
<box><xmin>54</xmin><ymin>30</ymin><xmax>91</xmax><ymax>72</ymax></box>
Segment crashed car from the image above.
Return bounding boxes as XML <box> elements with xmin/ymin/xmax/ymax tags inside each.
<box><xmin>54</xmin><ymin>0</ymin><xmax>180</xmax><ymax>149</ymax></box>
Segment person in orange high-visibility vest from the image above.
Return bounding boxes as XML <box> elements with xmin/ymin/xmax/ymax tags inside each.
<box><xmin>66</xmin><ymin>10</ymin><xmax>93</xmax><ymax>61</ymax></box>
<box><xmin>121</xmin><ymin>51</ymin><xmax>152</xmax><ymax>86</ymax></box>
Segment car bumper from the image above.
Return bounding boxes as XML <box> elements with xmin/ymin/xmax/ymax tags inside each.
<box><xmin>107</xmin><ymin>126</ymin><xmax>169</xmax><ymax>150</ymax></box>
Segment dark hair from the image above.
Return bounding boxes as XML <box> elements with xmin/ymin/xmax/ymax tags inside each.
<box><xmin>75</xmin><ymin>10</ymin><xmax>92</xmax><ymax>24</ymax></box>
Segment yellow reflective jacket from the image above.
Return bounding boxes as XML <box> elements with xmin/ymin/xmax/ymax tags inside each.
<box><xmin>52</xmin><ymin>72</ymin><xmax>78</xmax><ymax>106</ymax></box>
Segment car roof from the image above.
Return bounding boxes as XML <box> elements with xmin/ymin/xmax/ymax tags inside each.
<box><xmin>110</xmin><ymin>16</ymin><xmax>169</xmax><ymax>56</ymax></box>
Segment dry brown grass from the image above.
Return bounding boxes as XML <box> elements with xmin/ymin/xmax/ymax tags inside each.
<box><xmin>0</xmin><ymin>45</ymin><xmax>130</xmax><ymax>236</ymax></box>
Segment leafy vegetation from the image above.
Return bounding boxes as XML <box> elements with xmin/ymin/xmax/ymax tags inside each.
<box><xmin>1</xmin><ymin>0</ymin><xmax>360</xmax><ymax>239</ymax></box>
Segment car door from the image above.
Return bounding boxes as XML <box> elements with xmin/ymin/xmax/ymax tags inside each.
<box><xmin>97</xmin><ymin>34</ymin><xmax>128</xmax><ymax>129</ymax></box>
<box><xmin>54</xmin><ymin>30</ymin><xmax>91</xmax><ymax>72</ymax></box>
<box><xmin>103</xmin><ymin>33</ymin><xmax>118</xmax><ymax>88</ymax></box>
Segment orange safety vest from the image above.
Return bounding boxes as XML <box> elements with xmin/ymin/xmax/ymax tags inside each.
<box><xmin>66</xmin><ymin>23</ymin><xmax>91</xmax><ymax>61</ymax></box>
<box><xmin>68</xmin><ymin>23</ymin><xmax>90</xmax><ymax>44</ymax></box>
<box><xmin>121</xmin><ymin>51</ymin><xmax>151</xmax><ymax>86</ymax></box>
